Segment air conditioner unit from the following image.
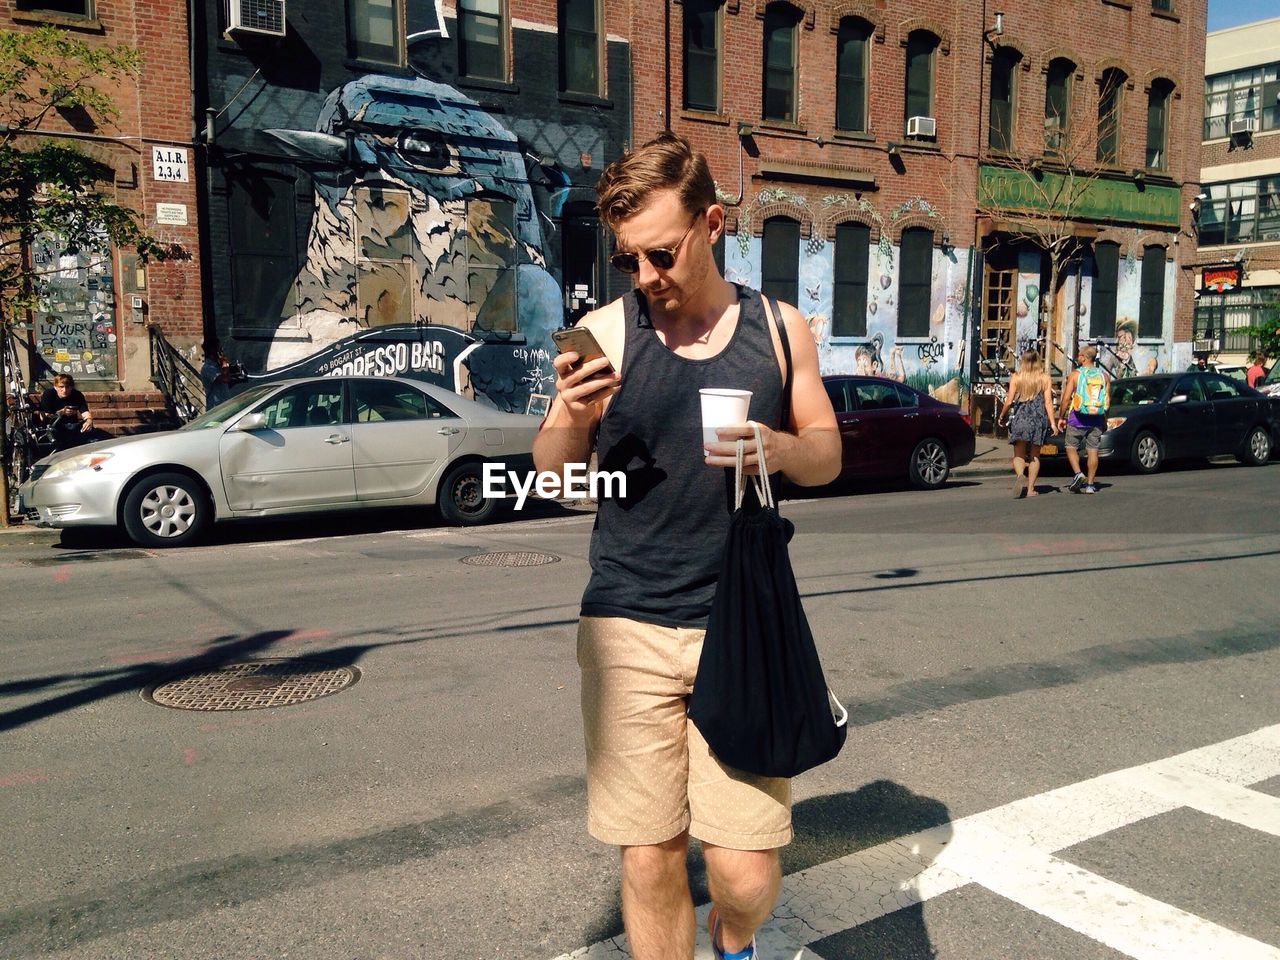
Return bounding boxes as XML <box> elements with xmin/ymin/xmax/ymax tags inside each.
<box><xmin>906</xmin><ymin>115</ymin><xmax>937</xmax><ymax>139</ymax></box>
<box><xmin>1193</xmin><ymin>338</ymin><xmax>1221</xmax><ymax>354</ymax></box>
<box><xmin>1228</xmin><ymin>116</ymin><xmax>1256</xmax><ymax>137</ymax></box>
<box><xmin>228</xmin><ymin>0</ymin><xmax>286</xmax><ymax>37</ymax></box>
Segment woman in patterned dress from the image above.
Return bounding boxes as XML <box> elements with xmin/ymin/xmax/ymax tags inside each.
<box><xmin>998</xmin><ymin>350</ymin><xmax>1058</xmax><ymax>498</ymax></box>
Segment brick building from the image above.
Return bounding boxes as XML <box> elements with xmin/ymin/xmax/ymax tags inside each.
<box><xmin>2</xmin><ymin>0</ymin><xmax>203</xmax><ymax>415</ymax></box>
<box><xmin>631</xmin><ymin>0</ymin><xmax>1206</xmax><ymax>432</ymax></box>
<box><xmin>1195</xmin><ymin>16</ymin><xmax>1280</xmax><ymax>367</ymax></box>
<box><xmin>192</xmin><ymin>0</ymin><xmax>631</xmax><ymax>414</ymax></box>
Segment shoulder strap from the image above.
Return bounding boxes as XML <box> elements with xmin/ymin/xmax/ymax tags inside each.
<box><xmin>761</xmin><ymin>295</ymin><xmax>792</xmax><ymax>431</ymax></box>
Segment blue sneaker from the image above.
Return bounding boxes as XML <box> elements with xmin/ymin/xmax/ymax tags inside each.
<box><xmin>1081</xmin><ymin>483</ymin><xmax>1098</xmax><ymax>494</ymax></box>
<box><xmin>708</xmin><ymin>906</ymin><xmax>756</xmax><ymax>960</ymax></box>
<box><xmin>1068</xmin><ymin>472</ymin><xmax>1086</xmax><ymax>493</ymax></box>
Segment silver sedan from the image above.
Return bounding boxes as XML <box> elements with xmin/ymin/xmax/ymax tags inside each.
<box><xmin>18</xmin><ymin>376</ymin><xmax>538</xmax><ymax>547</ymax></box>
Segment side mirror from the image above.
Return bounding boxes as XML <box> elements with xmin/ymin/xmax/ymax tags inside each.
<box><xmin>1168</xmin><ymin>394</ymin><xmax>1188</xmax><ymax>405</ymax></box>
<box><xmin>234</xmin><ymin>411</ymin><xmax>268</xmax><ymax>431</ymax></box>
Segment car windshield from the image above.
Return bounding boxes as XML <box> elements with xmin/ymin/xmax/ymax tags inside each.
<box><xmin>1110</xmin><ymin>378</ymin><xmax>1167</xmax><ymax>406</ymax></box>
<box><xmin>179</xmin><ymin>384</ymin><xmax>280</xmax><ymax>430</ymax></box>
<box><xmin>1265</xmin><ymin>362</ymin><xmax>1280</xmax><ymax>386</ymax></box>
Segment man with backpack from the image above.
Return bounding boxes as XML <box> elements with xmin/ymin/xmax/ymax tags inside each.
<box><xmin>1057</xmin><ymin>344</ymin><xmax>1111</xmax><ymax>494</ymax></box>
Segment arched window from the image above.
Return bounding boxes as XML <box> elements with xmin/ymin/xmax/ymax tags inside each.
<box><xmin>898</xmin><ymin>227</ymin><xmax>933</xmax><ymax>337</ymax></box>
<box><xmin>835</xmin><ymin>17</ymin><xmax>871</xmax><ymax>133</ymax></box>
<box><xmin>1138</xmin><ymin>245</ymin><xmax>1166</xmax><ymax>338</ymax></box>
<box><xmin>832</xmin><ymin>220</ymin><xmax>870</xmax><ymax>337</ymax></box>
<box><xmin>683</xmin><ymin>0</ymin><xmax>722</xmax><ymax>111</ymax></box>
<box><xmin>763</xmin><ymin>2</ymin><xmax>803</xmax><ymax>122</ymax></box>
<box><xmin>1044</xmin><ymin>58</ymin><xmax>1074</xmax><ymax>153</ymax></box>
<box><xmin>988</xmin><ymin>48</ymin><xmax>1020</xmax><ymax>153</ymax></box>
<box><xmin>1097</xmin><ymin>68</ymin><xmax>1126</xmax><ymax>164</ymax></box>
<box><xmin>1145</xmin><ymin>79</ymin><xmax>1174</xmax><ymax>171</ymax></box>
<box><xmin>761</xmin><ymin>216</ymin><xmax>800</xmax><ymax>305</ymax></box>
<box><xmin>1089</xmin><ymin>241</ymin><xmax>1119</xmax><ymax>338</ymax></box>
<box><xmin>904</xmin><ymin>31</ymin><xmax>939</xmax><ymax>135</ymax></box>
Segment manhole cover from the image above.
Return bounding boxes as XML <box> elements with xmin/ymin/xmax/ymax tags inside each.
<box><xmin>460</xmin><ymin>551</ymin><xmax>560</xmax><ymax>567</ymax></box>
<box><xmin>143</xmin><ymin>659</ymin><xmax>359</xmax><ymax>712</ymax></box>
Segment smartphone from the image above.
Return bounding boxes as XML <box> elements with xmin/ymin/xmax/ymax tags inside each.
<box><xmin>552</xmin><ymin>326</ymin><xmax>616</xmax><ymax>382</ymax></box>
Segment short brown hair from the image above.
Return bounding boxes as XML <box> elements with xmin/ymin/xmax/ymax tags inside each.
<box><xmin>53</xmin><ymin>373</ymin><xmax>75</xmax><ymax>388</ymax></box>
<box><xmin>1080</xmin><ymin>344</ymin><xmax>1099</xmax><ymax>363</ymax></box>
<box><xmin>595</xmin><ymin>132</ymin><xmax>716</xmax><ymax>231</ymax></box>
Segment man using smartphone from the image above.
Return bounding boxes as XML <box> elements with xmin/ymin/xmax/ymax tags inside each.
<box><xmin>533</xmin><ymin>133</ymin><xmax>839</xmax><ymax>960</ymax></box>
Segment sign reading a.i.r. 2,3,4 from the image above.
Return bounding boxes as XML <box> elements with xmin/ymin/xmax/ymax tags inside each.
<box><xmin>151</xmin><ymin>146</ymin><xmax>189</xmax><ymax>183</ymax></box>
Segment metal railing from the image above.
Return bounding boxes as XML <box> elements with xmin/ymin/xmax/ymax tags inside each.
<box><xmin>148</xmin><ymin>324</ymin><xmax>204</xmax><ymax>424</ymax></box>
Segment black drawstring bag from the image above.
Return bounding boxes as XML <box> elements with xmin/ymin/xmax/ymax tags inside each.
<box><xmin>688</xmin><ymin>423</ymin><xmax>848</xmax><ymax>779</ymax></box>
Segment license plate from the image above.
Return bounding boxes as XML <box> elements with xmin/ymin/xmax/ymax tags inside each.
<box><xmin>1040</xmin><ymin>444</ymin><xmax>1058</xmax><ymax>455</ymax></box>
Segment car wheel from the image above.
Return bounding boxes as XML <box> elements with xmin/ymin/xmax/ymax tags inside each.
<box><xmin>1238</xmin><ymin>425</ymin><xmax>1273</xmax><ymax>466</ymax></box>
<box><xmin>121</xmin><ymin>471</ymin><xmax>211</xmax><ymax>548</ymax></box>
<box><xmin>438</xmin><ymin>460</ymin><xmax>501</xmax><ymax>526</ymax></box>
<box><xmin>1130</xmin><ymin>431</ymin><xmax>1163</xmax><ymax>474</ymax></box>
<box><xmin>908</xmin><ymin>438</ymin><xmax>950</xmax><ymax>489</ymax></box>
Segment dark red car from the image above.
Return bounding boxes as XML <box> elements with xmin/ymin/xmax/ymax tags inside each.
<box><xmin>822</xmin><ymin>375</ymin><xmax>976</xmax><ymax>489</ymax></box>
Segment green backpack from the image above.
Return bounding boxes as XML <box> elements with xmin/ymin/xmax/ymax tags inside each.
<box><xmin>1071</xmin><ymin>366</ymin><xmax>1110</xmax><ymax>416</ymax></box>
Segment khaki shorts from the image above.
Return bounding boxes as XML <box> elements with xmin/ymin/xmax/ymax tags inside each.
<box><xmin>577</xmin><ymin>615</ymin><xmax>792</xmax><ymax>850</ymax></box>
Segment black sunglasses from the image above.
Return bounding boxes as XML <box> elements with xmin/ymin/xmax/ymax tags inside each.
<box><xmin>610</xmin><ymin>211</ymin><xmax>705</xmax><ymax>274</ymax></box>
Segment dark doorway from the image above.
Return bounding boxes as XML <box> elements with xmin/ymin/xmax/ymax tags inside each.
<box><xmin>561</xmin><ymin>205</ymin><xmax>603</xmax><ymax>327</ymax></box>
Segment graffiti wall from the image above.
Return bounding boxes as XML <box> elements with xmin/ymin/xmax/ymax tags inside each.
<box><xmin>200</xmin><ymin>3</ymin><xmax>630</xmax><ymax>415</ymax></box>
<box><xmin>30</xmin><ymin>234</ymin><xmax>118</xmax><ymax>382</ymax></box>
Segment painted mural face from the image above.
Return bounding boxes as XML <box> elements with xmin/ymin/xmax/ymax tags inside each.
<box><xmin>261</xmin><ymin>74</ymin><xmax>563</xmax><ymax>411</ymax></box>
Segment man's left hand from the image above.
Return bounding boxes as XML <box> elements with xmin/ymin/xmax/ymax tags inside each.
<box><xmin>704</xmin><ymin>421</ymin><xmax>777</xmax><ymax>475</ymax></box>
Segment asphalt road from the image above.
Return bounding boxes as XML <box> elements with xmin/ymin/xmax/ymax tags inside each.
<box><xmin>1</xmin><ymin>460</ymin><xmax>1278</xmax><ymax>960</ymax></box>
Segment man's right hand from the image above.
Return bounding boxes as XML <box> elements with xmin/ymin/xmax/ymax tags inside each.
<box><xmin>552</xmin><ymin>351</ymin><xmax>619</xmax><ymax>424</ymax></box>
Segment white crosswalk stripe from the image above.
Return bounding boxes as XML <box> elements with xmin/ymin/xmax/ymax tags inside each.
<box><xmin>552</xmin><ymin>724</ymin><xmax>1280</xmax><ymax>960</ymax></box>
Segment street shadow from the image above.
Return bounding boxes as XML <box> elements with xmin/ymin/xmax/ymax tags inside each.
<box><xmin>785</xmin><ymin>479</ymin><xmax>980</xmax><ymax>501</ymax></box>
<box><xmin>577</xmin><ymin>780</ymin><xmax>950</xmax><ymax>958</ymax></box>
<box><xmin>0</xmin><ymin>629</ymin><xmax>296</xmax><ymax>733</ymax></box>
<box><xmin>48</xmin><ymin>498</ymin><xmax>592</xmax><ymax>551</ymax></box>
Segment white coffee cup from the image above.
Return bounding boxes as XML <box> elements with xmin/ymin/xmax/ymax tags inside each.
<box><xmin>700</xmin><ymin>388</ymin><xmax>752</xmax><ymax>453</ymax></box>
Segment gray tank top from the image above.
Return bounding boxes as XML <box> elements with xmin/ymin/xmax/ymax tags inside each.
<box><xmin>580</xmin><ymin>285</ymin><xmax>784</xmax><ymax>627</ymax></box>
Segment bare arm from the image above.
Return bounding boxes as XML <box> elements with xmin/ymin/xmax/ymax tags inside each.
<box><xmin>706</xmin><ymin>300</ymin><xmax>841</xmax><ymax>486</ymax></box>
<box><xmin>998</xmin><ymin>373</ymin><xmax>1017</xmax><ymax>423</ymax></box>
<box><xmin>1043</xmin><ymin>380</ymin><xmax>1057</xmax><ymax>433</ymax></box>
<box><xmin>531</xmin><ymin>306</ymin><xmax>622</xmax><ymax>477</ymax></box>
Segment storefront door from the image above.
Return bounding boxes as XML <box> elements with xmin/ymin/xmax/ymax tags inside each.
<box><xmin>972</xmin><ymin>250</ymin><xmax>1018</xmax><ymax>437</ymax></box>
<box><xmin>561</xmin><ymin>207</ymin><xmax>601</xmax><ymax>327</ymax></box>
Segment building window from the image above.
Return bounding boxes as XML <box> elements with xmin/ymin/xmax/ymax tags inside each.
<box><xmin>1138</xmin><ymin>246</ymin><xmax>1165</xmax><ymax>338</ymax></box>
<box><xmin>898</xmin><ymin>227</ymin><xmax>932</xmax><ymax>337</ymax></box>
<box><xmin>347</xmin><ymin>0</ymin><xmax>402</xmax><ymax>65</ymax></box>
<box><xmin>1145</xmin><ymin>79</ymin><xmax>1173</xmax><ymax>170</ymax></box>
<box><xmin>1044</xmin><ymin>58</ymin><xmax>1074</xmax><ymax>153</ymax></box>
<box><xmin>466</xmin><ymin>195</ymin><xmax>518</xmax><ymax>332</ymax></box>
<box><xmin>559</xmin><ymin>0</ymin><xmax>601</xmax><ymax>95</ymax></box>
<box><xmin>354</xmin><ymin>185</ymin><xmax>414</xmax><ymax>327</ymax></box>
<box><xmin>762</xmin><ymin>2</ymin><xmax>802</xmax><ymax>123</ymax></box>
<box><xmin>988</xmin><ymin>48</ymin><xmax>1019</xmax><ymax>153</ymax></box>
<box><xmin>904</xmin><ymin>31</ymin><xmax>938</xmax><ymax>134</ymax></box>
<box><xmin>1151</xmin><ymin>0</ymin><xmax>1173</xmax><ymax>9</ymax></box>
<box><xmin>1194</xmin><ymin>286</ymin><xmax>1280</xmax><ymax>353</ymax></box>
<box><xmin>835</xmin><ymin>18</ymin><xmax>871</xmax><ymax>132</ymax></box>
<box><xmin>458</xmin><ymin>0</ymin><xmax>506</xmax><ymax>81</ymax></box>
<box><xmin>760</xmin><ymin>217</ymin><xmax>800</xmax><ymax>306</ymax></box>
<box><xmin>832</xmin><ymin>221</ymin><xmax>870</xmax><ymax>338</ymax></box>
<box><xmin>15</xmin><ymin>0</ymin><xmax>92</xmax><ymax>15</ymax></box>
<box><xmin>1096</xmin><ymin>68</ymin><xmax>1125</xmax><ymax>165</ymax></box>
<box><xmin>227</xmin><ymin>173</ymin><xmax>298</xmax><ymax>327</ymax></box>
<box><xmin>683</xmin><ymin>0</ymin><xmax>722</xmax><ymax>112</ymax></box>
<box><xmin>1199</xmin><ymin>175</ymin><xmax>1280</xmax><ymax>246</ymax></box>
<box><xmin>1204</xmin><ymin>61</ymin><xmax>1280</xmax><ymax>140</ymax></box>
<box><xmin>1089</xmin><ymin>242</ymin><xmax>1119</xmax><ymax>339</ymax></box>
